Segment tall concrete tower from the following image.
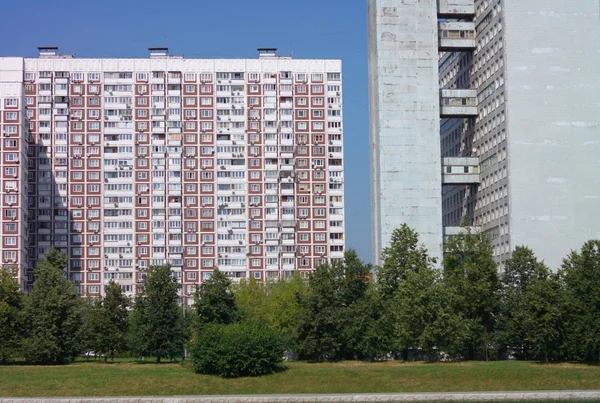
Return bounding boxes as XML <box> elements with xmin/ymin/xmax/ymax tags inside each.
<box><xmin>368</xmin><ymin>0</ymin><xmax>444</xmax><ymax>266</ymax></box>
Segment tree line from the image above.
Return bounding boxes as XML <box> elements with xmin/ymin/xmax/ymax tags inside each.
<box><xmin>1</xmin><ymin>225</ymin><xmax>599</xmax><ymax>372</ymax></box>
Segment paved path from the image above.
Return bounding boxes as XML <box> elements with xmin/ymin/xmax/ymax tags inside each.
<box><xmin>2</xmin><ymin>391</ymin><xmax>600</xmax><ymax>403</ymax></box>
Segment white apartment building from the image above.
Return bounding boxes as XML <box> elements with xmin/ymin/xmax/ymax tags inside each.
<box><xmin>0</xmin><ymin>47</ymin><xmax>345</xmax><ymax>302</ymax></box>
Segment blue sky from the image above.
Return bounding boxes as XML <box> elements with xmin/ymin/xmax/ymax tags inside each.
<box><xmin>0</xmin><ymin>0</ymin><xmax>373</xmax><ymax>262</ymax></box>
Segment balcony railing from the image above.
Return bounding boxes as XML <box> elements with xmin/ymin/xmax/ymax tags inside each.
<box><xmin>438</xmin><ymin>22</ymin><xmax>476</xmax><ymax>51</ymax></box>
<box><xmin>440</xmin><ymin>89</ymin><xmax>478</xmax><ymax>118</ymax></box>
<box><xmin>437</xmin><ymin>0</ymin><xmax>475</xmax><ymax>18</ymax></box>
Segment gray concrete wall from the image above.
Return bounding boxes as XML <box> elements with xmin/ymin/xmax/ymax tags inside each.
<box><xmin>368</xmin><ymin>0</ymin><xmax>443</xmax><ymax>266</ymax></box>
<box><xmin>503</xmin><ymin>0</ymin><xmax>600</xmax><ymax>269</ymax></box>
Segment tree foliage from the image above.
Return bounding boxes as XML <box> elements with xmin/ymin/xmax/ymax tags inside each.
<box><xmin>22</xmin><ymin>249</ymin><xmax>82</xmax><ymax>365</ymax></box>
<box><xmin>443</xmin><ymin>227</ymin><xmax>500</xmax><ymax>360</ymax></box>
<box><xmin>189</xmin><ymin>319</ymin><xmax>285</xmax><ymax>378</ymax></box>
<box><xmin>235</xmin><ymin>273</ymin><xmax>307</xmax><ymax>347</ymax></box>
<box><xmin>561</xmin><ymin>240</ymin><xmax>600</xmax><ymax>361</ymax></box>
<box><xmin>81</xmin><ymin>282</ymin><xmax>130</xmax><ymax>362</ymax></box>
<box><xmin>499</xmin><ymin>246</ymin><xmax>563</xmax><ymax>361</ymax></box>
<box><xmin>377</xmin><ymin>224</ymin><xmax>466</xmax><ymax>360</ymax></box>
<box><xmin>296</xmin><ymin>250</ymin><xmax>375</xmax><ymax>361</ymax></box>
<box><xmin>378</xmin><ymin>224</ymin><xmax>437</xmax><ymax>298</ymax></box>
<box><xmin>5</xmin><ymin>225</ymin><xmax>600</xmax><ymax>367</ymax></box>
<box><xmin>130</xmin><ymin>265</ymin><xmax>184</xmax><ymax>362</ymax></box>
<box><xmin>0</xmin><ymin>265</ymin><xmax>23</xmax><ymax>363</ymax></box>
<box><xmin>193</xmin><ymin>268</ymin><xmax>240</xmax><ymax>327</ymax></box>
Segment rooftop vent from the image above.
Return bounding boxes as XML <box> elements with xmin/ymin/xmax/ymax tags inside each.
<box><xmin>38</xmin><ymin>46</ymin><xmax>58</xmax><ymax>57</ymax></box>
<box><xmin>149</xmin><ymin>47</ymin><xmax>169</xmax><ymax>58</ymax></box>
<box><xmin>257</xmin><ymin>48</ymin><xmax>278</xmax><ymax>59</ymax></box>
<box><xmin>37</xmin><ymin>46</ymin><xmax>74</xmax><ymax>59</ymax></box>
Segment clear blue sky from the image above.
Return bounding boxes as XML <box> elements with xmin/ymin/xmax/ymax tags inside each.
<box><xmin>0</xmin><ymin>0</ymin><xmax>373</xmax><ymax>263</ymax></box>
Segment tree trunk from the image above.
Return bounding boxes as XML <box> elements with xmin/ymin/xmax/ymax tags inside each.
<box><xmin>104</xmin><ymin>355</ymin><xmax>108</xmax><ymax>364</ymax></box>
<box><xmin>157</xmin><ymin>356</ymin><xmax>161</xmax><ymax>363</ymax></box>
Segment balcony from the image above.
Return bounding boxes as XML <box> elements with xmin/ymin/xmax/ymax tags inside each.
<box><xmin>441</xmin><ymin>157</ymin><xmax>480</xmax><ymax>185</ymax></box>
<box><xmin>437</xmin><ymin>0</ymin><xmax>475</xmax><ymax>18</ymax></box>
<box><xmin>330</xmin><ymin>238</ymin><xmax>344</xmax><ymax>246</ymax></box>
<box><xmin>440</xmin><ymin>89</ymin><xmax>478</xmax><ymax>117</ymax></box>
<box><xmin>438</xmin><ymin>22</ymin><xmax>476</xmax><ymax>51</ymax></box>
<box><xmin>281</xmin><ymin>201</ymin><xmax>294</xmax><ymax>209</ymax></box>
<box><xmin>281</xmin><ymin>238</ymin><xmax>295</xmax><ymax>246</ymax></box>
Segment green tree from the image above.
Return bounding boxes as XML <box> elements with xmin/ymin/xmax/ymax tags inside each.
<box><xmin>81</xmin><ymin>282</ymin><xmax>129</xmax><ymax>362</ymax></box>
<box><xmin>342</xmin><ymin>282</ymin><xmax>390</xmax><ymax>360</ymax></box>
<box><xmin>234</xmin><ymin>276</ymin><xmax>264</xmax><ymax>320</ymax></box>
<box><xmin>130</xmin><ymin>265</ymin><xmax>184</xmax><ymax>363</ymax></box>
<box><xmin>295</xmin><ymin>261</ymin><xmax>345</xmax><ymax>361</ymax></box>
<box><xmin>378</xmin><ymin>224</ymin><xmax>437</xmax><ymax>298</ymax></box>
<box><xmin>422</xmin><ymin>282</ymin><xmax>470</xmax><ymax>360</ymax></box>
<box><xmin>263</xmin><ymin>274</ymin><xmax>307</xmax><ymax>346</ymax></box>
<box><xmin>193</xmin><ymin>268</ymin><xmax>240</xmax><ymax>327</ymax></box>
<box><xmin>0</xmin><ymin>265</ymin><xmax>23</xmax><ymax>364</ymax></box>
<box><xmin>22</xmin><ymin>249</ymin><xmax>82</xmax><ymax>365</ymax></box>
<box><xmin>189</xmin><ymin>319</ymin><xmax>285</xmax><ymax>378</ymax></box>
<box><xmin>523</xmin><ymin>271</ymin><xmax>563</xmax><ymax>362</ymax></box>
<box><xmin>296</xmin><ymin>250</ymin><xmax>373</xmax><ymax>361</ymax></box>
<box><xmin>443</xmin><ymin>227</ymin><xmax>500</xmax><ymax>360</ymax></box>
<box><xmin>128</xmin><ymin>293</ymin><xmax>147</xmax><ymax>354</ymax></box>
<box><xmin>376</xmin><ymin>225</ymin><xmax>463</xmax><ymax>361</ymax></box>
<box><xmin>499</xmin><ymin>246</ymin><xmax>563</xmax><ymax>361</ymax></box>
<box><xmin>561</xmin><ymin>240</ymin><xmax>600</xmax><ymax>361</ymax></box>
<box><xmin>390</xmin><ymin>267</ymin><xmax>444</xmax><ymax>360</ymax></box>
<box><xmin>235</xmin><ymin>273</ymin><xmax>307</xmax><ymax>347</ymax></box>
<box><xmin>338</xmin><ymin>250</ymin><xmax>384</xmax><ymax>360</ymax></box>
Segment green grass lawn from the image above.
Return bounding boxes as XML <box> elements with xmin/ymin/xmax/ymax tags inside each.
<box><xmin>1</xmin><ymin>360</ymin><xmax>600</xmax><ymax>397</ymax></box>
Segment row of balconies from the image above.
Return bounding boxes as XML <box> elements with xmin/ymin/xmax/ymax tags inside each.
<box><xmin>437</xmin><ymin>0</ymin><xmax>475</xmax><ymax>51</ymax></box>
<box><xmin>437</xmin><ymin>1</ymin><xmax>480</xmax><ymax>189</ymax></box>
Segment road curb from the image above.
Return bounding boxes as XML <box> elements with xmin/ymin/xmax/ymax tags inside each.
<box><xmin>2</xmin><ymin>391</ymin><xmax>600</xmax><ymax>403</ymax></box>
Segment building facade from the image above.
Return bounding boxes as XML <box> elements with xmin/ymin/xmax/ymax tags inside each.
<box><xmin>0</xmin><ymin>48</ymin><xmax>345</xmax><ymax>302</ymax></box>
<box><xmin>368</xmin><ymin>0</ymin><xmax>444</xmax><ymax>266</ymax></box>
<box><xmin>370</xmin><ymin>0</ymin><xmax>600</xmax><ymax>269</ymax></box>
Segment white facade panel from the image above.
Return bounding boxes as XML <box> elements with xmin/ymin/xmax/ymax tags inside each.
<box><xmin>503</xmin><ymin>0</ymin><xmax>600</xmax><ymax>269</ymax></box>
<box><xmin>369</xmin><ymin>0</ymin><xmax>444</xmax><ymax>266</ymax></box>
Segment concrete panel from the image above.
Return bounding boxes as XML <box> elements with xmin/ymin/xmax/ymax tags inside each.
<box><xmin>369</xmin><ymin>0</ymin><xmax>443</xmax><ymax>266</ymax></box>
<box><xmin>503</xmin><ymin>0</ymin><xmax>600</xmax><ymax>269</ymax></box>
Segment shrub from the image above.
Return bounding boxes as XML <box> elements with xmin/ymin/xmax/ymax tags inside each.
<box><xmin>189</xmin><ymin>320</ymin><xmax>285</xmax><ymax>377</ymax></box>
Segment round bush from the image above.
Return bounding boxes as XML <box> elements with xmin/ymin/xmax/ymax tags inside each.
<box><xmin>189</xmin><ymin>320</ymin><xmax>285</xmax><ymax>378</ymax></box>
